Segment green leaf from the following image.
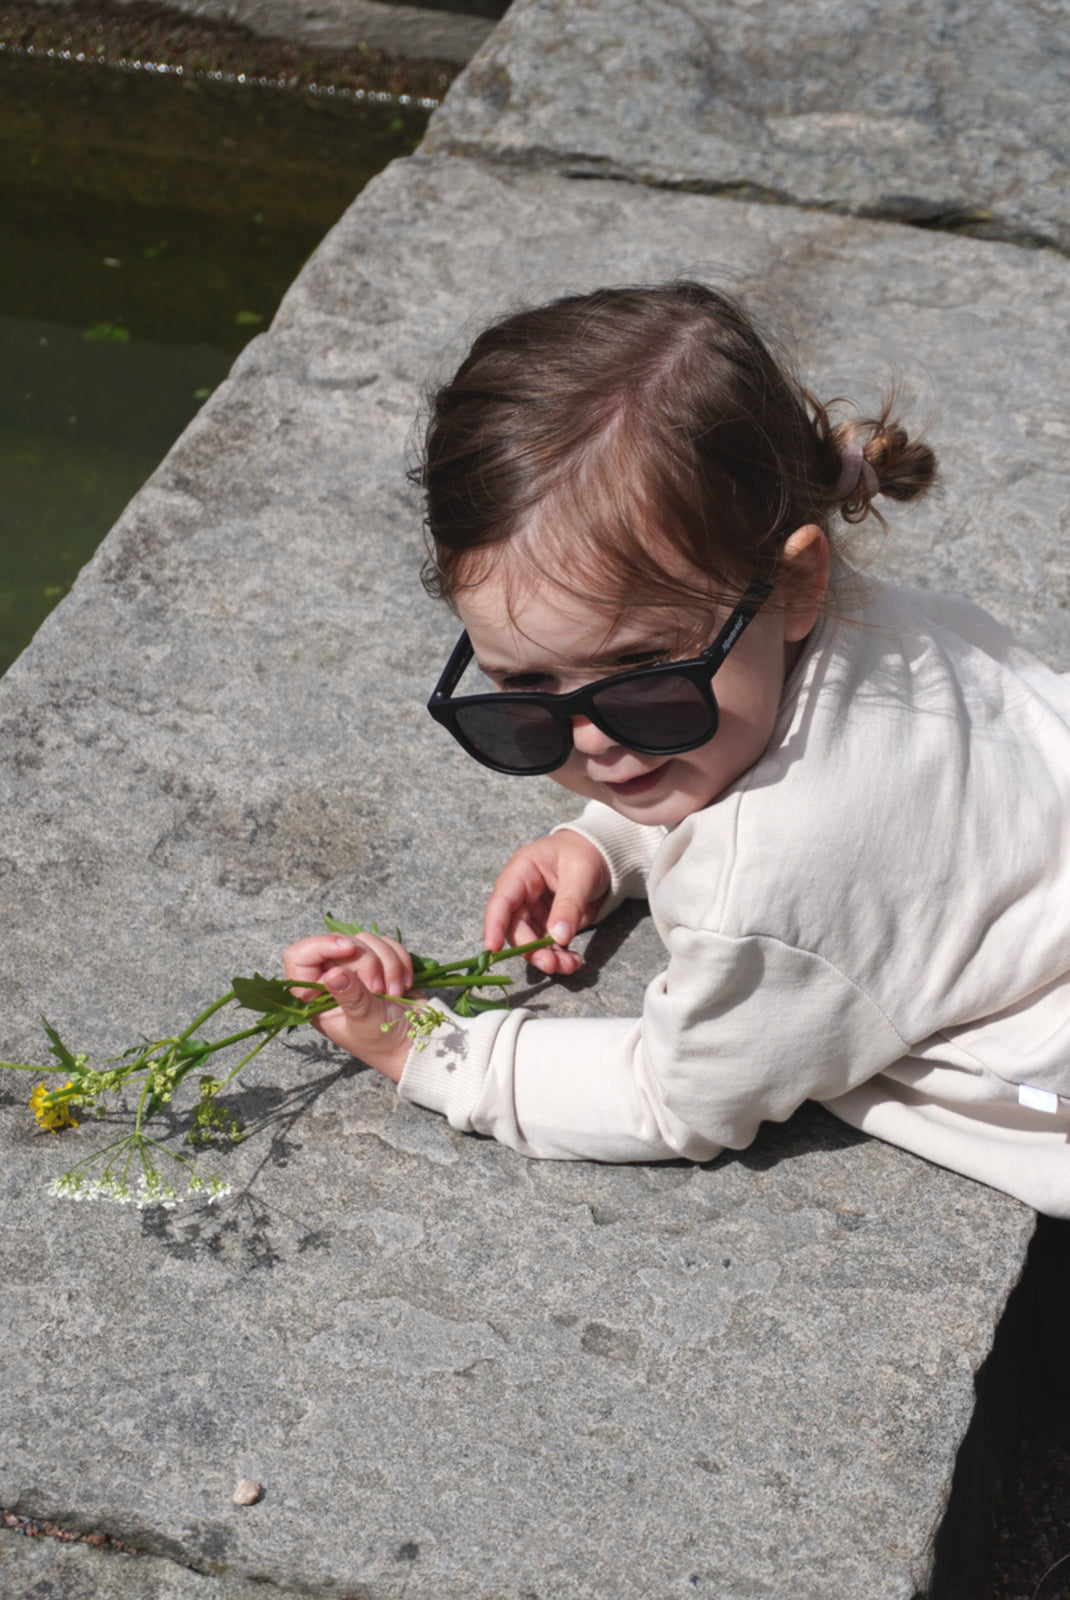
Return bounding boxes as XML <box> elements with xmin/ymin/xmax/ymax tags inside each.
<box><xmin>323</xmin><ymin>914</ymin><xmax>385</xmax><ymax>938</ymax></box>
<box><xmin>111</xmin><ymin>1041</ymin><xmax>149</xmax><ymax>1061</ymax></box>
<box><xmin>231</xmin><ymin>973</ymin><xmax>317</xmax><ymax>1017</ymax></box>
<box><xmin>323</xmin><ymin>914</ymin><xmax>367</xmax><ymax>937</ymax></box>
<box><xmin>42</xmin><ymin>1018</ymin><xmax>80</xmax><ymax>1073</ymax></box>
<box><xmin>175</xmin><ymin>1036</ymin><xmax>211</xmax><ymax>1060</ymax></box>
<box><xmin>233</xmin><ymin>309</ymin><xmax>263</xmax><ymax>326</ymax></box>
<box><xmin>453</xmin><ymin>991</ymin><xmax>508</xmax><ymax>1017</ymax></box>
<box><xmin>141</xmin><ymin>240</ymin><xmax>168</xmax><ymax>259</ymax></box>
<box><xmin>193</xmin><ymin>386</ymin><xmax>213</xmax><ymax>402</ymax></box>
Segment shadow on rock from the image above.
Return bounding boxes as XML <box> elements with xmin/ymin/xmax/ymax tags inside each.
<box><xmin>139</xmin><ymin>1040</ymin><xmax>364</xmax><ymax>1266</ymax></box>
<box><xmin>509</xmin><ymin>898</ymin><xmax>654</xmax><ymax>1008</ymax></box>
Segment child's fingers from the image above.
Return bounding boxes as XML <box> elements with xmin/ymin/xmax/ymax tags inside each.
<box><xmin>490</xmin><ymin>899</ymin><xmax>554</xmax><ymax>959</ymax></box>
<box><xmin>283</xmin><ymin>934</ymin><xmax>362</xmax><ymax>999</ymax></box>
<box><xmin>345</xmin><ymin>931</ymin><xmax>414</xmax><ymax>996</ymax></box>
<box><xmin>545</xmin><ymin>892</ymin><xmax>587</xmax><ymax>948</ymax></box>
<box><xmin>527</xmin><ymin>942</ymin><xmax>582</xmax><ymax>976</ymax></box>
<box><xmin>283</xmin><ymin>932</ymin><xmax>413</xmax><ymax>1003</ymax></box>
<box><xmin>483</xmin><ymin>887</ymin><xmax>525</xmax><ymax>951</ymax></box>
<box><xmin>311</xmin><ymin>967</ymin><xmax>411</xmax><ymax>1082</ymax></box>
<box><xmin>546</xmin><ymin>874</ymin><xmax>602</xmax><ymax>948</ymax></box>
<box><xmin>284</xmin><ymin>934</ymin><xmax>360</xmax><ymax>973</ymax></box>
<box><xmin>505</xmin><ymin>915</ymin><xmax>562</xmax><ymax>972</ymax></box>
<box><xmin>313</xmin><ymin>965</ymin><xmax>378</xmax><ymax>1032</ymax></box>
<box><xmin>546</xmin><ymin>842</ymin><xmax>610</xmax><ymax>947</ymax></box>
<box><xmin>484</xmin><ymin>854</ymin><xmax>554</xmax><ymax>950</ymax></box>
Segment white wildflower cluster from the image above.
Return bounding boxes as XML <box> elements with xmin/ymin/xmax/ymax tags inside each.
<box><xmin>186</xmin><ymin>1173</ymin><xmax>232</xmax><ymax>1204</ymax></box>
<box><xmin>48</xmin><ymin>1167</ymin><xmax>231</xmax><ymax>1208</ymax></box>
<box><xmin>48</xmin><ymin>1170</ymin><xmax>132</xmax><ymax>1204</ymax></box>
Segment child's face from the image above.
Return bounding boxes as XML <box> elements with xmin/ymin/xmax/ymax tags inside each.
<box><xmin>455</xmin><ymin>527</ymin><xmax>828</xmax><ymax>828</ymax></box>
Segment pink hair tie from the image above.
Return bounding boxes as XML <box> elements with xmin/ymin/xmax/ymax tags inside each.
<box><xmin>834</xmin><ymin>440</ymin><xmax>880</xmax><ymax>501</ymax></box>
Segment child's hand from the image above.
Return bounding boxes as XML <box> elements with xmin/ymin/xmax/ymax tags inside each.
<box><xmin>484</xmin><ymin>830</ymin><xmax>611</xmax><ymax>976</ymax></box>
<box><xmin>283</xmin><ymin>932</ymin><xmax>417</xmax><ymax>1083</ymax></box>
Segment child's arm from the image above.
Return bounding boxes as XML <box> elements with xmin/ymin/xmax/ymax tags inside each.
<box><xmin>283</xmin><ymin>932</ymin><xmax>416</xmax><ymax>1082</ymax></box>
<box><xmin>398</xmin><ymin>927</ymin><xmax>906</xmax><ymax>1163</ymax></box>
<box><xmin>484</xmin><ymin>829</ymin><xmax>611</xmax><ymax>976</ymax></box>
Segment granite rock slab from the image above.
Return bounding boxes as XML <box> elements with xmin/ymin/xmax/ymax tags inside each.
<box><xmin>426</xmin><ymin>0</ymin><xmax>1070</xmax><ymax>251</ymax></box>
<box><xmin>0</xmin><ymin>155</ymin><xmax>1059</xmax><ymax>1596</ymax></box>
<box><xmin>0</xmin><ymin>1528</ymin><xmax>274</xmax><ymax>1600</ymax></box>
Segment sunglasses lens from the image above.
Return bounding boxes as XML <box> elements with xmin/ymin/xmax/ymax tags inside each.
<box><xmin>454</xmin><ymin>702</ymin><xmax>566</xmax><ymax>773</ymax></box>
<box><xmin>592</xmin><ymin>673</ymin><xmax>713</xmax><ymax>750</ymax></box>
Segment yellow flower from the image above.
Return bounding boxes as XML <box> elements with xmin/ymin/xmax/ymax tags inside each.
<box><xmin>30</xmin><ymin>1081</ymin><xmax>79</xmax><ymax>1132</ymax></box>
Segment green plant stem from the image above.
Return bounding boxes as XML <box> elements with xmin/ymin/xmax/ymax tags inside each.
<box><xmin>134</xmin><ymin>1068</ymin><xmax>154</xmax><ymax>1141</ymax></box>
<box><xmin>432</xmin><ymin>973</ymin><xmax>512</xmax><ymax>991</ymax></box>
<box><xmin>215</xmin><ymin>1022</ymin><xmax>287</xmax><ymax>1090</ymax></box>
<box><xmin>12</xmin><ymin>927</ymin><xmax>561</xmax><ymax>1204</ymax></box>
<box><xmin>173</xmin><ymin>991</ymin><xmax>237</xmax><ymax>1045</ymax></box>
<box><xmin>59</xmin><ymin>1134</ymin><xmax>134</xmax><ymax>1176</ymax></box>
<box><xmin>414</xmin><ymin>935</ymin><xmax>553</xmax><ymax>985</ymax></box>
<box><xmin>122</xmin><ymin>1139</ymin><xmax>138</xmax><ymax>1189</ymax></box>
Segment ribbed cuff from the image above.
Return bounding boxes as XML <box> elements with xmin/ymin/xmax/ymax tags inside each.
<box><xmin>397</xmin><ymin>1005</ymin><xmax>509</xmax><ymax>1131</ymax></box>
<box><xmin>551</xmin><ymin>803</ymin><xmax>666</xmax><ymax>909</ymax></box>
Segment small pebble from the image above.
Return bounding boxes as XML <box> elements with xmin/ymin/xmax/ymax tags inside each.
<box><xmin>232</xmin><ymin>1479</ymin><xmax>262</xmax><ymax>1506</ymax></box>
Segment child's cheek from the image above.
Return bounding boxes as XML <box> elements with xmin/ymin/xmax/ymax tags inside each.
<box><xmin>546</xmin><ymin>760</ymin><xmax>602</xmax><ymax>804</ymax></box>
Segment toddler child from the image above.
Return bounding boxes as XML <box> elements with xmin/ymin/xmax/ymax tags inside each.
<box><xmin>284</xmin><ymin>281</ymin><xmax>1070</xmax><ymax>1217</ymax></box>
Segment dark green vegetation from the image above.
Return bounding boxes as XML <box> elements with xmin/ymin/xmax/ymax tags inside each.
<box><xmin>0</xmin><ymin>51</ymin><xmax>430</xmax><ymax>674</ymax></box>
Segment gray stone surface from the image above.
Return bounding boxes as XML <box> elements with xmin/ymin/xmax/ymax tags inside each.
<box><xmin>166</xmin><ymin>0</ymin><xmax>494</xmax><ymax>60</ymax></box>
<box><xmin>1</xmin><ymin>151</ymin><xmax>1062</xmax><ymax>1595</ymax></box>
<box><xmin>426</xmin><ymin>0</ymin><xmax>1070</xmax><ymax>251</ymax></box>
<box><xmin>1</xmin><ymin>1528</ymin><xmax>272</xmax><ymax>1600</ymax></box>
<box><xmin>32</xmin><ymin>0</ymin><xmax>497</xmax><ymax>64</ymax></box>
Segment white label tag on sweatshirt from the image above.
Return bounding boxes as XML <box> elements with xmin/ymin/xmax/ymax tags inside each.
<box><xmin>1018</xmin><ymin>1083</ymin><xmax>1059</xmax><ymax>1115</ymax></box>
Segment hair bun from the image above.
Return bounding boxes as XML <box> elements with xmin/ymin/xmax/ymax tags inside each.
<box><xmin>833</xmin><ymin>440</ymin><xmax>879</xmax><ymax>502</ymax></box>
<box><xmin>828</xmin><ymin>411</ymin><xmax>937</xmax><ymax>524</ymax></box>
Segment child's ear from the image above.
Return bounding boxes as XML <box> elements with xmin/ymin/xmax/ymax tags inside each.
<box><xmin>778</xmin><ymin>524</ymin><xmax>830</xmax><ymax>642</ymax></box>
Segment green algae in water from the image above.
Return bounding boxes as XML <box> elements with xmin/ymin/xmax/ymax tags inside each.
<box><xmin>0</xmin><ymin>53</ymin><xmax>429</xmax><ymax>675</ymax></box>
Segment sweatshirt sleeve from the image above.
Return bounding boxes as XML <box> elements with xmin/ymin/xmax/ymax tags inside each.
<box><xmin>551</xmin><ymin>801</ymin><xmax>667</xmax><ymax>914</ymax></box>
<box><xmin>397</xmin><ymin>926</ymin><xmax>907</xmax><ymax>1163</ymax></box>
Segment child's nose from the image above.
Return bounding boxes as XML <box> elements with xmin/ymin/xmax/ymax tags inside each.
<box><xmin>571</xmin><ymin>715</ymin><xmax>620</xmax><ymax>756</ymax></box>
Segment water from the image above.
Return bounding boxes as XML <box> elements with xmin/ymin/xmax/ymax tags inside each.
<box><xmin>0</xmin><ymin>52</ymin><xmax>429</xmax><ymax>674</ymax></box>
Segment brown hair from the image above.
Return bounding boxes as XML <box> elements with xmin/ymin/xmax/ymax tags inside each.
<box><xmin>417</xmin><ymin>282</ymin><xmax>936</xmax><ymax>635</ymax></box>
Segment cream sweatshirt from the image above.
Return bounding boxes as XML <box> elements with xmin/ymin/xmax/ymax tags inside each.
<box><xmin>399</xmin><ymin>579</ymin><xmax>1070</xmax><ymax>1216</ymax></box>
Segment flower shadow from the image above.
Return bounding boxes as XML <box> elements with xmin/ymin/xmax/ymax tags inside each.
<box><xmin>138</xmin><ymin>1037</ymin><xmax>365</xmax><ymax>1265</ymax></box>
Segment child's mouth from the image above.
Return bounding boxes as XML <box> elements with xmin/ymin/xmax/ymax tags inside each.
<box><xmin>600</xmin><ymin>761</ymin><xmax>670</xmax><ymax>796</ymax></box>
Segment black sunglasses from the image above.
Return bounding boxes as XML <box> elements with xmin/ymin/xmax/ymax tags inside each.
<box><xmin>427</xmin><ymin>578</ymin><xmax>773</xmax><ymax>776</ymax></box>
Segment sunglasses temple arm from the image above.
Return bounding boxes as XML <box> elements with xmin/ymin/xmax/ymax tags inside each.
<box><xmin>708</xmin><ymin>578</ymin><xmax>774</xmax><ymax>663</ymax></box>
<box><xmin>429</xmin><ymin>632</ymin><xmax>475</xmax><ymax>706</ymax></box>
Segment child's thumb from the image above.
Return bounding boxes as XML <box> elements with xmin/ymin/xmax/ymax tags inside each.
<box><xmin>548</xmin><ymin>894</ymin><xmax>585</xmax><ymax>946</ymax></box>
<box><xmin>322</xmin><ymin>966</ymin><xmax>373</xmax><ymax>1016</ymax></box>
